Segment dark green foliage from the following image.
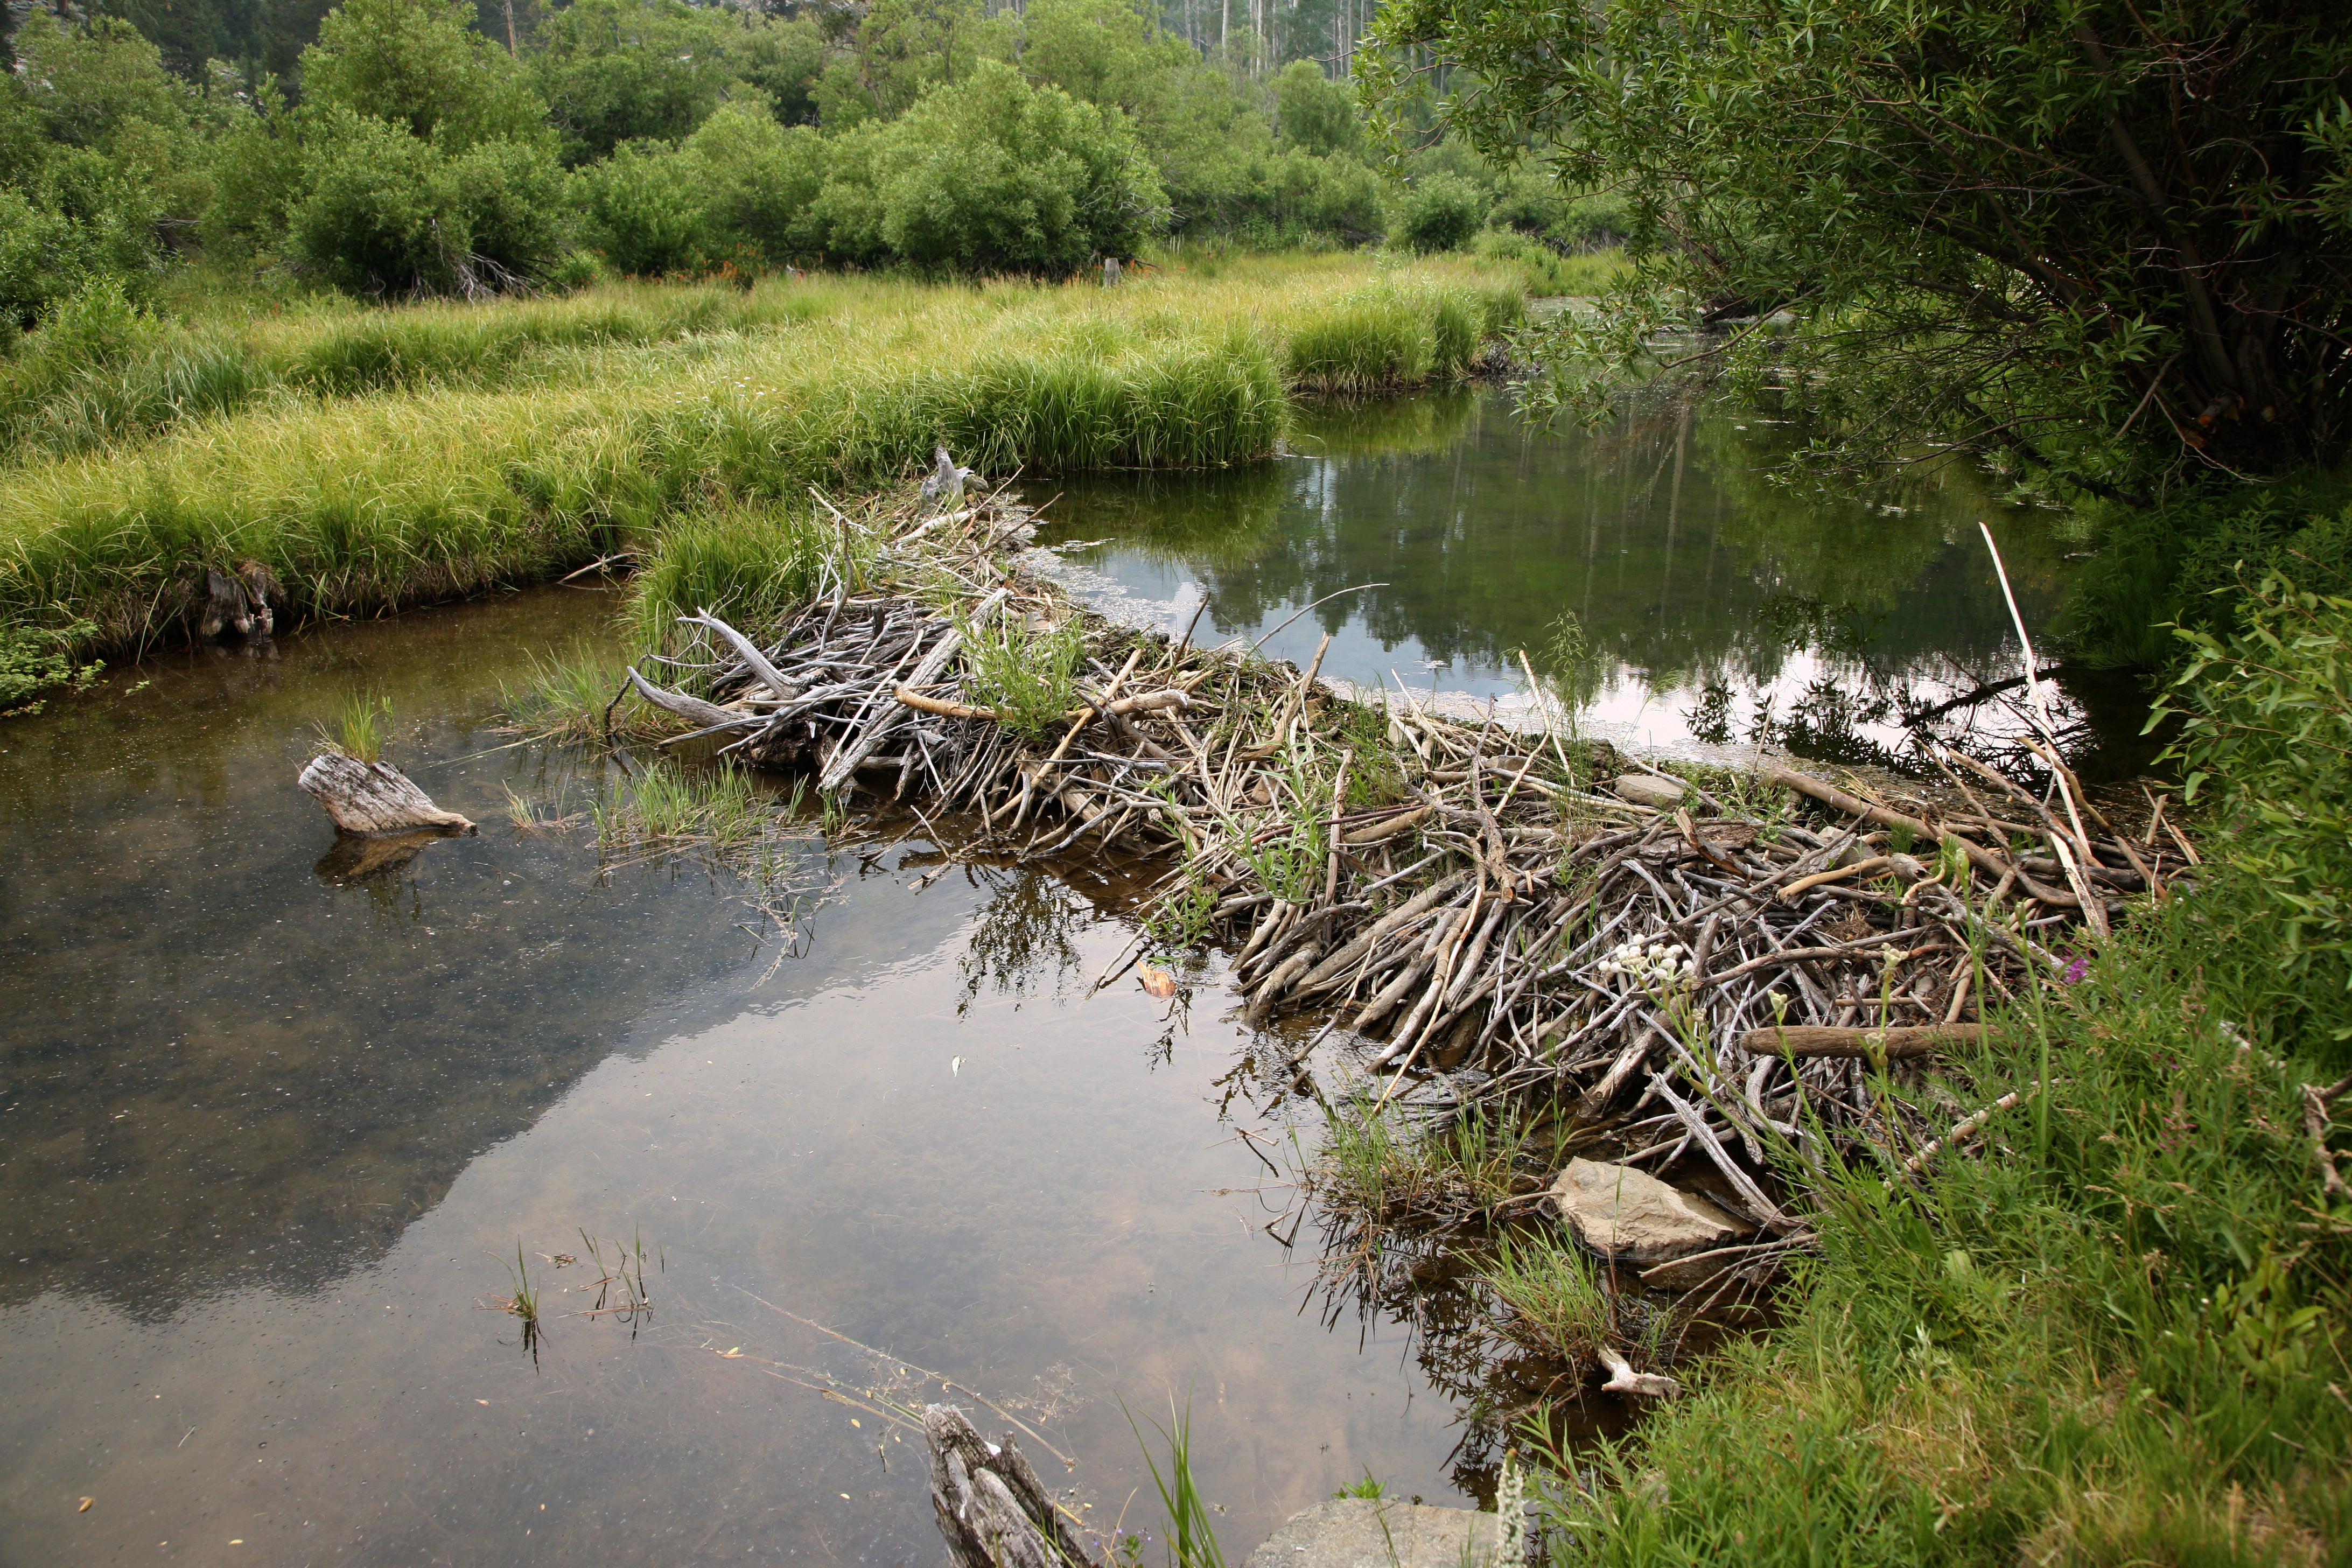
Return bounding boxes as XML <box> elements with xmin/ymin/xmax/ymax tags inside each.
<box><xmin>1271</xmin><ymin>59</ymin><xmax>1358</xmax><ymax>158</ymax></box>
<box><xmin>2158</xmin><ymin>575</ymin><xmax>2352</xmax><ymax>1015</ymax></box>
<box><xmin>526</xmin><ymin>0</ymin><xmax>754</xmax><ymax>165</ymax></box>
<box><xmin>2063</xmin><ymin>478</ymin><xmax>2352</xmax><ymax>667</ymax></box>
<box><xmin>869</xmin><ymin>61</ymin><xmax>1167</xmax><ymax>273</ymax></box>
<box><xmin>578</xmin><ymin>138</ymin><xmax>706</xmax><ymax>277</ymax></box>
<box><xmin>299</xmin><ymin>0</ymin><xmax>544</xmax><ymax>149</ymax></box>
<box><xmin>1390</xmin><ymin>173</ymin><xmax>1483</xmax><ymax>253</ymax></box>
<box><xmin>1368</xmin><ymin>0</ymin><xmax>2352</xmax><ymax>498</ymax></box>
<box><xmin>0</xmin><ymin>617</ymin><xmax>102</xmax><ymax>712</ymax></box>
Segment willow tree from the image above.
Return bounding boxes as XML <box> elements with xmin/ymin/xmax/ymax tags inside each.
<box><xmin>1363</xmin><ymin>0</ymin><xmax>2352</xmax><ymax>500</ymax></box>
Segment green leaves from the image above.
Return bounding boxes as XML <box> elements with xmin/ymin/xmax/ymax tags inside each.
<box><xmin>1369</xmin><ymin>0</ymin><xmax>2352</xmax><ymax>492</ymax></box>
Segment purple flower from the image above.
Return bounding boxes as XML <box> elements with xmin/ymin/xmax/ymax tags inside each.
<box><xmin>2060</xmin><ymin>954</ymin><xmax>2090</xmax><ymax>984</ymax></box>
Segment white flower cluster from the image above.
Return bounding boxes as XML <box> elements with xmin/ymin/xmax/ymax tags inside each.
<box><xmin>1598</xmin><ymin>937</ymin><xmax>1696</xmax><ymax>992</ymax></box>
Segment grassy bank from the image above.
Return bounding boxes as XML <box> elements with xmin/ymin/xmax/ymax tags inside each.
<box><xmin>0</xmin><ymin>255</ymin><xmax>1520</xmax><ymax>661</ymax></box>
<box><xmin>1506</xmin><ymin>580</ymin><xmax>2352</xmax><ymax>1564</ymax></box>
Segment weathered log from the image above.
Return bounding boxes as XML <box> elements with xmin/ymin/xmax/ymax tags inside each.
<box><xmin>1735</xmin><ymin>1023</ymin><xmax>1986</xmax><ymax>1060</ymax></box>
<box><xmin>298</xmin><ymin>753</ymin><xmax>476</xmax><ymax>836</ymax></box>
<box><xmin>924</xmin><ymin>1405</ymin><xmax>1102</xmax><ymax>1568</ymax></box>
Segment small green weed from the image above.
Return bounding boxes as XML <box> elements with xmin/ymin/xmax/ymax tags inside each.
<box><xmin>499</xmin><ymin>640</ymin><xmax>632</xmax><ymax>744</ymax></box>
<box><xmin>1481</xmin><ymin>1232</ymin><xmax>1615</xmax><ymax>1368</ymax></box>
<box><xmin>318</xmin><ymin>690</ymin><xmax>393</xmax><ymax>761</ymax></box>
<box><xmin>0</xmin><ymin>617</ymin><xmax>100</xmax><ymax>715</ymax></box>
<box><xmin>1126</xmin><ymin>1392</ymin><xmax>1227</xmax><ymax>1568</ymax></box>
<box><xmin>959</xmin><ymin>613</ymin><xmax>1084</xmax><ymax>739</ymax></box>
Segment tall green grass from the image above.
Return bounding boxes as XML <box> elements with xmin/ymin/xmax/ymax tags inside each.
<box><xmin>0</xmin><ymin>277</ymin><xmax>829</xmax><ymax>458</ymax></box>
<box><xmin>0</xmin><ymin>256</ymin><xmax>1524</xmax><ymax>657</ymax></box>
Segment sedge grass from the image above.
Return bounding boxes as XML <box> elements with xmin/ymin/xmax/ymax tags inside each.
<box><xmin>0</xmin><ymin>256</ymin><xmax>1525</xmax><ymax>659</ymax></box>
<box><xmin>593</xmin><ymin>755</ymin><xmax>771</xmax><ymax>851</ymax></box>
<box><xmin>0</xmin><ymin>277</ymin><xmax>829</xmax><ymax>458</ymax></box>
<box><xmin>316</xmin><ymin>689</ymin><xmax>393</xmax><ymax>762</ymax></box>
<box><xmin>1481</xmin><ymin>1232</ymin><xmax>1615</xmax><ymax>1369</ymax></box>
<box><xmin>1125</xmin><ymin>1392</ymin><xmax>1228</xmax><ymax>1568</ymax></box>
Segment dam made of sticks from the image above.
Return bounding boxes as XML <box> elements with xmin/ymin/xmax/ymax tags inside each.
<box><xmin>612</xmin><ymin>481</ymin><xmax>2191</xmax><ymax>1380</ymax></box>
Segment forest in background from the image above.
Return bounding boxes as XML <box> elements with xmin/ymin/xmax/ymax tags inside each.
<box><xmin>0</xmin><ymin>0</ymin><xmax>1620</xmax><ymax>314</ymax></box>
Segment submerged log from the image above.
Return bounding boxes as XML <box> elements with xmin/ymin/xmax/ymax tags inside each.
<box><xmin>298</xmin><ymin>753</ymin><xmax>477</xmax><ymax>836</ymax></box>
<box><xmin>925</xmin><ymin>1405</ymin><xmax>1102</xmax><ymax>1568</ymax></box>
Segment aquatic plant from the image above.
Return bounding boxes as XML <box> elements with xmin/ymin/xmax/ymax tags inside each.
<box><xmin>317</xmin><ymin>689</ymin><xmax>393</xmax><ymax>762</ymax></box>
<box><xmin>957</xmin><ymin>612</ymin><xmax>1084</xmax><ymax>740</ymax></box>
<box><xmin>1125</xmin><ymin>1392</ymin><xmax>1227</xmax><ymax>1568</ymax></box>
<box><xmin>1479</xmin><ymin>1232</ymin><xmax>1614</xmax><ymax>1370</ymax></box>
<box><xmin>498</xmin><ymin>639</ymin><xmax>633</xmax><ymax>744</ymax></box>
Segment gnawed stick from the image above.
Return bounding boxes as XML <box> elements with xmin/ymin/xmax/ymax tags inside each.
<box><xmin>1737</xmin><ymin>1023</ymin><xmax>1986</xmax><ymax>1060</ymax></box>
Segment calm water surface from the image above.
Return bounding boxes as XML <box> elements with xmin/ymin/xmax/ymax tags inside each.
<box><xmin>0</xmin><ymin>595</ymin><xmax>1466</xmax><ymax>1567</ymax></box>
<box><xmin>1037</xmin><ymin>386</ymin><xmax>2156</xmax><ymax>778</ymax></box>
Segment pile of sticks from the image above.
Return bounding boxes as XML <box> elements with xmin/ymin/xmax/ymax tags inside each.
<box><xmin>619</xmin><ymin>486</ymin><xmax>2193</xmax><ymax>1234</ymax></box>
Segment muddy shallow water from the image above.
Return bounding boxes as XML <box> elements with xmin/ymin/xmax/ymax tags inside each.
<box><xmin>0</xmin><ymin>594</ymin><xmax>1482</xmax><ymax>1566</ymax></box>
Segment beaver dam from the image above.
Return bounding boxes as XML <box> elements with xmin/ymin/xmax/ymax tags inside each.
<box><xmin>600</xmin><ymin>480</ymin><xmax>2191</xmax><ymax>1466</ymax></box>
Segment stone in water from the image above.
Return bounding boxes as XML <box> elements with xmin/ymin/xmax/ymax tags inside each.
<box><xmin>1545</xmin><ymin>1158</ymin><xmax>1744</xmax><ymax>1264</ymax></box>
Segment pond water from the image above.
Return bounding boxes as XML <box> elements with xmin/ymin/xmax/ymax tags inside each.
<box><xmin>3</xmin><ymin>386</ymin><xmax>2162</xmax><ymax>1566</ymax></box>
<box><xmin>0</xmin><ymin>594</ymin><xmax>1484</xmax><ymax>1567</ymax></box>
<box><xmin>1037</xmin><ymin>386</ymin><xmax>2158</xmax><ymax>780</ymax></box>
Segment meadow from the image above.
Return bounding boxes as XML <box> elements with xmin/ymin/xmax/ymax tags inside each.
<box><xmin>0</xmin><ymin>254</ymin><xmax>1521</xmax><ymax>657</ymax></box>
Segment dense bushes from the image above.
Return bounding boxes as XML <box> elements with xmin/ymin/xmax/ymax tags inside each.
<box><xmin>579</xmin><ymin>68</ymin><xmax>1165</xmax><ymax>277</ymax></box>
<box><xmin>0</xmin><ymin>0</ymin><xmax>1593</xmax><ymax>300</ymax></box>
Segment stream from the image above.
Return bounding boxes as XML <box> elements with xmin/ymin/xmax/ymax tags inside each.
<box><xmin>1</xmin><ymin>388</ymin><xmax>2147</xmax><ymax>1566</ymax></box>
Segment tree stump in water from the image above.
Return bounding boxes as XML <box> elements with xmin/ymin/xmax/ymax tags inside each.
<box><xmin>298</xmin><ymin>753</ymin><xmax>476</xmax><ymax>836</ymax></box>
<box><xmin>925</xmin><ymin>1405</ymin><xmax>1103</xmax><ymax>1568</ymax></box>
<box><xmin>198</xmin><ymin>561</ymin><xmax>285</xmax><ymax>641</ymax></box>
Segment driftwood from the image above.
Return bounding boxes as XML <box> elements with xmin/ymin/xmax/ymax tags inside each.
<box><xmin>298</xmin><ymin>753</ymin><xmax>476</xmax><ymax>836</ymax></box>
<box><xmin>925</xmin><ymin>1405</ymin><xmax>1102</xmax><ymax>1568</ymax></box>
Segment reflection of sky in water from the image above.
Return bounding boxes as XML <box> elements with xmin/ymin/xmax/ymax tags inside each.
<box><xmin>1034</xmin><ymin>388</ymin><xmax>2155</xmax><ymax>777</ymax></box>
<box><xmin>0</xmin><ymin>596</ymin><xmax>1523</xmax><ymax>1566</ymax></box>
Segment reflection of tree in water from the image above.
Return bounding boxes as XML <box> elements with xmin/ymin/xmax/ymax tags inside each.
<box><xmin>955</xmin><ymin>868</ymin><xmax>1093</xmax><ymax>1016</ymax></box>
<box><xmin>1045</xmin><ymin>381</ymin><xmax>2080</xmax><ymax>723</ymax></box>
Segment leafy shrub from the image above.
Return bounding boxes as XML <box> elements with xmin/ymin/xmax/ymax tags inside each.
<box><xmin>286</xmin><ymin>112</ymin><xmax>465</xmax><ymax>295</ymax></box>
<box><xmin>1272</xmin><ymin>60</ymin><xmax>1361</xmax><ymax>158</ymax></box>
<box><xmin>2157</xmin><ymin>573</ymin><xmax>2352</xmax><ymax>1012</ymax></box>
<box><xmin>0</xmin><ymin>168</ymin><xmax>162</xmax><ymax>327</ymax></box>
<box><xmin>1391</xmin><ymin>174</ymin><xmax>1486</xmax><ymax>253</ymax></box>
<box><xmin>683</xmin><ymin>102</ymin><xmax>828</xmax><ymax>265</ymax></box>
<box><xmin>449</xmin><ymin>137</ymin><xmax>573</xmax><ymax>285</ymax></box>
<box><xmin>868</xmin><ymin>61</ymin><xmax>1169</xmax><ymax>274</ymax></box>
<box><xmin>579</xmin><ymin>138</ymin><xmax>710</xmax><ymax>277</ymax></box>
<box><xmin>0</xmin><ymin>617</ymin><xmax>101</xmax><ymax>714</ymax></box>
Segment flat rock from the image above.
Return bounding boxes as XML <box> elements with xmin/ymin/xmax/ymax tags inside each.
<box><xmin>1612</xmin><ymin>773</ymin><xmax>1687</xmax><ymax>810</ymax></box>
<box><xmin>1545</xmin><ymin>1158</ymin><xmax>1745</xmax><ymax>1264</ymax></box>
<box><xmin>1244</xmin><ymin>1500</ymin><xmax>1504</xmax><ymax>1568</ymax></box>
